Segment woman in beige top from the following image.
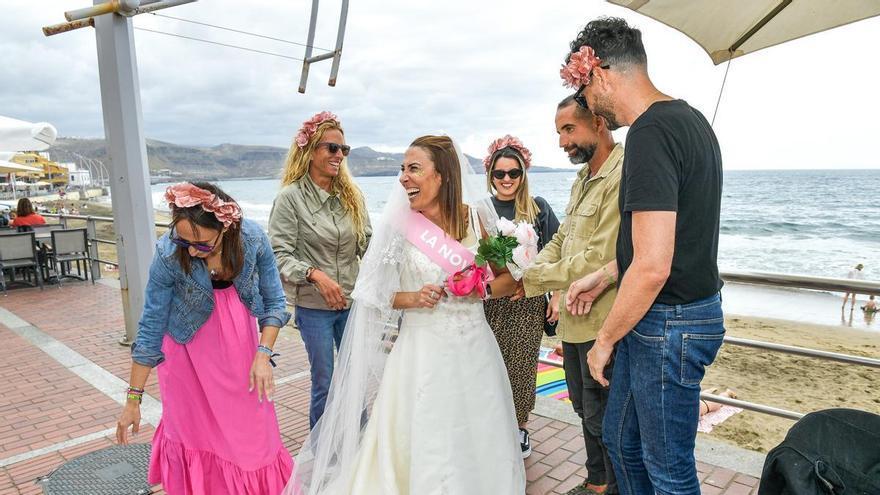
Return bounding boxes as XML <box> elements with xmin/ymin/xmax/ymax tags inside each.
<box><xmin>268</xmin><ymin>111</ymin><xmax>371</xmax><ymax>429</ymax></box>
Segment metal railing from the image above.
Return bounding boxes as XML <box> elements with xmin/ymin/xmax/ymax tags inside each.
<box><xmin>537</xmin><ymin>270</ymin><xmax>880</xmax><ymax>422</ymax></box>
<box><xmin>542</xmin><ymin>334</ymin><xmax>880</xmax><ymax>422</ymax></box>
<box><xmin>38</xmin><ymin>213</ymin><xmax>880</xmax><ymax>421</ymax></box>
<box><xmin>42</xmin><ymin>213</ymin><xmax>171</xmax><ymax>280</ymax></box>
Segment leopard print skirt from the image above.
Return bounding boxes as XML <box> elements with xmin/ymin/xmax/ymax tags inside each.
<box><xmin>483</xmin><ymin>294</ymin><xmax>546</xmax><ymax>425</ymax></box>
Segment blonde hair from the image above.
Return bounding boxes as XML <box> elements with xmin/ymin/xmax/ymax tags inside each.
<box><xmin>280</xmin><ymin>120</ymin><xmax>368</xmax><ymax>244</ymax></box>
<box><xmin>486</xmin><ymin>148</ymin><xmax>539</xmax><ymax>224</ymax></box>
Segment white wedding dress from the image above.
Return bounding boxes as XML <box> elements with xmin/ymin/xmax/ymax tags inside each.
<box><xmin>340</xmin><ymin>216</ymin><xmax>526</xmax><ymax>495</ymax></box>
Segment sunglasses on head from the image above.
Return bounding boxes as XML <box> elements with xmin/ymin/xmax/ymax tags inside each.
<box><xmin>171</xmin><ymin>230</ymin><xmax>221</xmax><ymax>253</ymax></box>
<box><xmin>316</xmin><ymin>142</ymin><xmax>351</xmax><ymax>156</ymax></box>
<box><xmin>491</xmin><ymin>168</ymin><xmax>523</xmax><ymax>180</ymax></box>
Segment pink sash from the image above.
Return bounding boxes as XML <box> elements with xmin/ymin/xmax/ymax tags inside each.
<box><xmin>405</xmin><ymin>211</ymin><xmax>475</xmax><ymax>274</ymax></box>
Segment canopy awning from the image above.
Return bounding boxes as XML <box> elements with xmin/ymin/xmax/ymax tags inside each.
<box><xmin>0</xmin><ymin>160</ymin><xmax>42</xmax><ymax>174</ymax></box>
<box><xmin>608</xmin><ymin>0</ymin><xmax>880</xmax><ymax>64</ymax></box>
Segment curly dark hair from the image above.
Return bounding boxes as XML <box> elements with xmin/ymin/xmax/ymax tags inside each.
<box><xmin>567</xmin><ymin>16</ymin><xmax>647</xmax><ymax>69</ymax></box>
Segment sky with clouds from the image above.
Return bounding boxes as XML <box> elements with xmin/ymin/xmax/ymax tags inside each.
<box><xmin>2</xmin><ymin>0</ymin><xmax>879</xmax><ymax>170</ymax></box>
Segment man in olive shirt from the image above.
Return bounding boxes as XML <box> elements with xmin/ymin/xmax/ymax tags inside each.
<box><xmin>521</xmin><ymin>95</ymin><xmax>622</xmax><ymax>495</ymax></box>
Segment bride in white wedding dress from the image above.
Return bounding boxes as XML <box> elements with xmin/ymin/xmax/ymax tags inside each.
<box><xmin>284</xmin><ymin>135</ymin><xmax>526</xmax><ymax>495</ymax></box>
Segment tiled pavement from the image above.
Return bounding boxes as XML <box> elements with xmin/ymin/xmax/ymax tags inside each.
<box><xmin>0</xmin><ymin>283</ymin><xmax>760</xmax><ymax>494</ymax></box>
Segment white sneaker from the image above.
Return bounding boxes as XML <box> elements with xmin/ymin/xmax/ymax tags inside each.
<box><xmin>519</xmin><ymin>428</ymin><xmax>532</xmax><ymax>459</ymax></box>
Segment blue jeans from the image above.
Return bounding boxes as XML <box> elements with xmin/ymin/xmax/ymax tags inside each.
<box><xmin>296</xmin><ymin>306</ymin><xmax>350</xmax><ymax>429</ymax></box>
<box><xmin>603</xmin><ymin>293</ymin><xmax>724</xmax><ymax>495</ymax></box>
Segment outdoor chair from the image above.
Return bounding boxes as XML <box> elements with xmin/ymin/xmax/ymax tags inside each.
<box><xmin>48</xmin><ymin>228</ymin><xmax>93</xmax><ymax>286</ymax></box>
<box><xmin>0</xmin><ymin>232</ymin><xmax>44</xmax><ymax>295</ymax></box>
<box><xmin>32</xmin><ymin>223</ymin><xmax>64</xmax><ymax>234</ymax></box>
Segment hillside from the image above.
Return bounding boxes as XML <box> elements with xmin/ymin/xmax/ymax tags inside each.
<box><xmin>50</xmin><ymin>137</ymin><xmax>563</xmax><ymax>179</ymax></box>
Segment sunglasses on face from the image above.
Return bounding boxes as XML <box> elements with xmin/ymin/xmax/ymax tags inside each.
<box><xmin>573</xmin><ymin>64</ymin><xmax>611</xmax><ymax>109</ymax></box>
<box><xmin>492</xmin><ymin>168</ymin><xmax>524</xmax><ymax>180</ymax></box>
<box><xmin>316</xmin><ymin>142</ymin><xmax>351</xmax><ymax>156</ymax></box>
<box><xmin>171</xmin><ymin>230</ymin><xmax>221</xmax><ymax>253</ymax></box>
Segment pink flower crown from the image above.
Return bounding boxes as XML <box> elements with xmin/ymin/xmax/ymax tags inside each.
<box><xmin>165</xmin><ymin>182</ymin><xmax>243</xmax><ymax>228</ymax></box>
<box><xmin>560</xmin><ymin>45</ymin><xmax>603</xmax><ymax>89</ymax></box>
<box><xmin>295</xmin><ymin>111</ymin><xmax>339</xmax><ymax>149</ymax></box>
<box><xmin>483</xmin><ymin>135</ymin><xmax>533</xmax><ymax>171</ymax></box>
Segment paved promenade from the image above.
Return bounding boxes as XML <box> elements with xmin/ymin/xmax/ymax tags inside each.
<box><xmin>0</xmin><ymin>282</ymin><xmax>761</xmax><ymax>494</ymax></box>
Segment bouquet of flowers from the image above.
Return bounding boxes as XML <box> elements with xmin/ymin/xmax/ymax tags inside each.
<box><xmin>446</xmin><ymin>218</ymin><xmax>539</xmax><ymax>298</ymax></box>
<box><xmin>480</xmin><ymin>218</ymin><xmax>539</xmax><ymax>281</ymax></box>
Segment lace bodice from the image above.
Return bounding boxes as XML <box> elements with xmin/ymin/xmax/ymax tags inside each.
<box><xmin>398</xmin><ymin>213</ymin><xmax>487</xmax><ymax>329</ymax></box>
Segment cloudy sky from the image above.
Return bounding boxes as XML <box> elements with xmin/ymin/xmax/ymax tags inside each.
<box><xmin>2</xmin><ymin>1</ymin><xmax>879</xmax><ymax>169</ymax></box>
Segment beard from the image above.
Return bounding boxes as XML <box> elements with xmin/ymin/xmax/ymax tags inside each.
<box><xmin>593</xmin><ymin>94</ymin><xmax>623</xmax><ymax>130</ymax></box>
<box><xmin>565</xmin><ymin>142</ymin><xmax>597</xmax><ymax>165</ymax></box>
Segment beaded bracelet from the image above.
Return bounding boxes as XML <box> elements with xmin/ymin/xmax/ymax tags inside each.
<box><xmin>126</xmin><ymin>387</ymin><xmax>144</xmax><ymax>403</ymax></box>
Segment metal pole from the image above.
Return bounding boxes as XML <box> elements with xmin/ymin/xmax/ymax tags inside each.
<box><xmin>298</xmin><ymin>0</ymin><xmax>320</xmax><ymax>93</ymax></box>
<box><xmin>723</xmin><ymin>336</ymin><xmax>880</xmax><ymax>368</ymax></box>
<box><xmin>93</xmin><ymin>2</ymin><xmax>156</xmax><ymax>345</ymax></box>
<box><xmin>327</xmin><ymin>0</ymin><xmax>349</xmax><ymax>87</ymax></box>
<box><xmin>700</xmin><ymin>392</ymin><xmax>804</xmax><ymax>421</ymax></box>
<box><xmin>86</xmin><ymin>217</ymin><xmax>102</xmax><ymax>280</ymax></box>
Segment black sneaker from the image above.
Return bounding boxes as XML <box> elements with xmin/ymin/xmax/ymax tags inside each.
<box><xmin>519</xmin><ymin>428</ymin><xmax>532</xmax><ymax>459</ymax></box>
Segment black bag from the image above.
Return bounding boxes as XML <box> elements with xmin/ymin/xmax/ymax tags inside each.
<box><xmin>759</xmin><ymin>408</ymin><xmax>880</xmax><ymax>495</ymax></box>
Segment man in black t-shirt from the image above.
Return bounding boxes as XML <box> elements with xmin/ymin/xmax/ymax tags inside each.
<box><xmin>562</xmin><ymin>17</ymin><xmax>724</xmax><ymax>495</ymax></box>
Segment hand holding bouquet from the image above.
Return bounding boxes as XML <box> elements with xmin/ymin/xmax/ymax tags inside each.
<box><xmin>446</xmin><ymin>218</ymin><xmax>539</xmax><ymax>298</ymax></box>
<box><xmin>478</xmin><ymin>218</ymin><xmax>539</xmax><ymax>281</ymax></box>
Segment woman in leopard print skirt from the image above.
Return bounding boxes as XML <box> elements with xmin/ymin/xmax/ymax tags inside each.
<box><xmin>481</xmin><ymin>136</ymin><xmax>559</xmax><ymax>458</ymax></box>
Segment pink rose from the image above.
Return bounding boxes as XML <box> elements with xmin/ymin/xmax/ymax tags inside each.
<box><xmin>165</xmin><ymin>183</ymin><xmax>215</xmax><ymax>209</ymax></box>
<box><xmin>483</xmin><ymin>134</ymin><xmax>533</xmax><ymax>171</ymax></box>
<box><xmin>560</xmin><ymin>45</ymin><xmax>602</xmax><ymax>89</ymax></box>
<box><xmin>294</xmin><ymin>111</ymin><xmax>339</xmax><ymax>149</ymax></box>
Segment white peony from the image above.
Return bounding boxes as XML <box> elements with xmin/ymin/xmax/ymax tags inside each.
<box><xmin>511</xmin><ymin>244</ymin><xmax>538</xmax><ymax>271</ymax></box>
<box><xmin>496</xmin><ymin>217</ymin><xmax>517</xmax><ymax>236</ymax></box>
<box><xmin>513</xmin><ymin>221</ymin><xmax>538</xmax><ymax>248</ymax></box>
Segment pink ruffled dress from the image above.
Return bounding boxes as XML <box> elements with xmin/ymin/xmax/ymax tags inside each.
<box><xmin>149</xmin><ymin>284</ymin><xmax>293</xmax><ymax>495</ymax></box>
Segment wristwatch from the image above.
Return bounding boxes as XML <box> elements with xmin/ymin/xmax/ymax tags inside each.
<box><xmin>305</xmin><ymin>267</ymin><xmax>316</xmax><ymax>283</ymax></box>
<box><xmin>484</xmin><ymin>282</ymin><xmax>493</xmax><ymax>299</ymax></box>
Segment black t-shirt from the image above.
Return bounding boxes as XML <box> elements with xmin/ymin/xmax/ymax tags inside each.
<box><xmin>490</xmin><ymin>196</ymin><xmax>560</xmax><ymax>251</ymax></box>
<box><xmin>616</xmin><ymin>100</ymin><xmax>723</xmax><ymax>305</ymax></box>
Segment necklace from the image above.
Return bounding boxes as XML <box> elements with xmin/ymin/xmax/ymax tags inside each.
<box><xmin>208</xmin><ymin>250</ymin><xmax>223</xmax><ymax>280</ymax></box>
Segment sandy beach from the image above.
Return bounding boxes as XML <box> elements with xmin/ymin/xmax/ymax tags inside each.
<box><xmin>702</xmin><ymin>315</ymin><xmax>879</xmax><ymax>453</ymax></box>
<box><xmin>542</xmin><ymin>312</ymin><xmax>879</xmax><ymax>453</ymax></box>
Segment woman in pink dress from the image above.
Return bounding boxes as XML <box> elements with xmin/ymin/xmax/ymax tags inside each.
<box><xmin>116</xmin><ymin>182</ymin><xmax>296</xmax><ymax>495</ymax></box>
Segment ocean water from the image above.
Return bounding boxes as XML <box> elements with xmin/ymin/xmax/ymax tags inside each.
<box><xmin>151</xmin><ymin>169</ymin><xmax>880</xmax><ymax>281</ymax></box>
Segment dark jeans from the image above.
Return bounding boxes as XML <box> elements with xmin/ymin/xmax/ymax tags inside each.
<box><xmin>603</xmin><ymin>293</ymin><xmax>725</xmax><ymax>495</ymax></box>
<box><xmin>563</xmin><ymin>340</ymin><xmax>618</xmax><ymax>493</ymax></box>
<box><xmin>295</xmin><ymin>306</ymin><xmax>350</xmax><ymax>429</ymax></box>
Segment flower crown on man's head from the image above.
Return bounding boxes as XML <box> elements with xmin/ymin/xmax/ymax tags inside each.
<box><xmin>165</xmin><ymin>182</ymin><xmax>242</xmax><ymax>228</ymax></box>
<box><xmin>295</xmin><ymin>111</ymin><xmax>339</xmax><ymax>149</ymax></box>
<box><xmin>483</xmin><ymin>135</ymin><xmax>533</xmax><ymax>172</ymax></box>
<box><xmin>560</xmin><ymin>46</ymin><xmax>603</xmax><ymax>89</ymax></box>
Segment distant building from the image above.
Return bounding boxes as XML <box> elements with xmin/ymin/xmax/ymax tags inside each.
<box><xmin>11</xmin><ymin>151</ymin><xmax>70</xmax><ymax>187</ymax></box>
<box><xmin>67</xmin><ymin>162</ymin><xmax>92</xmax><ymax>187</ymax></box>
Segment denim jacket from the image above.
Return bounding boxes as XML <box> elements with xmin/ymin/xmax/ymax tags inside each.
<box><xmin>131</xmin><ymin>219</ymin><xmax>291</xmax><ymax>367</ymax></box>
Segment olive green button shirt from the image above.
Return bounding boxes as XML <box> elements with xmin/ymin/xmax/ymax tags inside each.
<box><xmin>268</xmin><ymin>173</ymin><xmax>371</xmax><ymax>310</ymax></box>
<box><xmin>523</xmin><ymin>144</ymin><xmax>623</xmax><ymax>343</ymax></box>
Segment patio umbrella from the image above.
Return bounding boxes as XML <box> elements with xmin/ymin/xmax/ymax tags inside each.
<box><xmin>607</xmin><ymin>0</ymin><xmax>880</xmax><ymax>64</ymax></box>
<box><xmin>0</xmin><ymin>115</ymin><xmax>57</xmax><ymax>151</ymax></box>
